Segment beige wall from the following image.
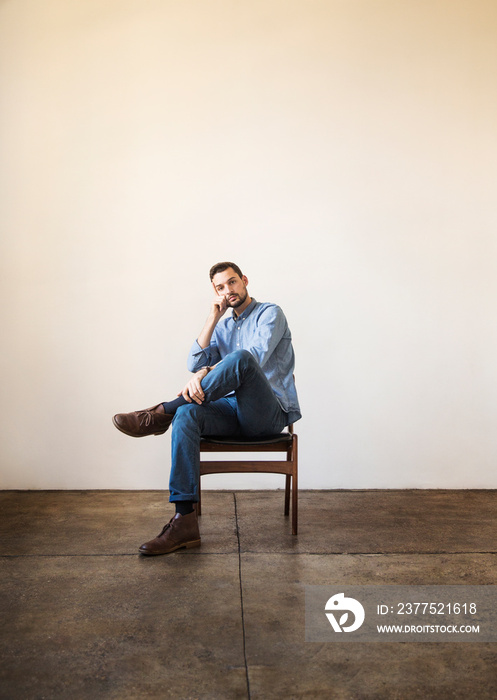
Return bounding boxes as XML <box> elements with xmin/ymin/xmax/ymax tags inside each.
<box><xmin>1</xmin><ymin>0</ymin><xmax>496</xmax><ymax>488</ymax></box>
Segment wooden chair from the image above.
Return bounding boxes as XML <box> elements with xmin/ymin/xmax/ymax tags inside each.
<box><xmin>197</xmin><ymin>424</ymin><xmax>298</xmax><ymax>534</ymax></box>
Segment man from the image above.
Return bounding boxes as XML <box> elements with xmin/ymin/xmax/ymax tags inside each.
<box><xmin>113</xmin><ymin>262</ymin><xmax>301</xmax><ymax>555</ymax></box>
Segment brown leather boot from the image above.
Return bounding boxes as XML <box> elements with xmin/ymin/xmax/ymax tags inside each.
<box><xmin>139</xmin><ymin>511</ymin><xmax>201</xmax><ymax>555</ymax></box>
<box><xmin>113</xmin><ymin>404</ymin><xmax>174</xmax><ymax>437</ymax></box>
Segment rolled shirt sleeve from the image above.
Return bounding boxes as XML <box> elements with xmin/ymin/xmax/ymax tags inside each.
<box><xmin>187</xmin><ymin>339</ymin><xmax>222</xmax><ymax>372</ymax></box>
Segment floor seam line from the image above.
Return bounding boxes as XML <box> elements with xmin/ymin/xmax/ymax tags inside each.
<box><xmin>238</xmin><ymin>550</ymin><xmax>497</xmax><ymax>556</ymax></box>
<box><xmin>0</xmin><ymin>552</ymin><xmax>239</xmax><ymax>558</ymax></box>
<box><xmin>1</xmin><ymin>550</ymin><xmax>496</xmax><ymax>559</ymax></box>
<box><xmin>234</xmin><ymin>492</ymin><xmax>251</xmax><ymax>700</ymax></box>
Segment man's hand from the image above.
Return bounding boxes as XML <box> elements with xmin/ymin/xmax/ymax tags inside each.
<box><xmin>179</xmin><ymin>367</ymin><xmax>210</xmax><ymax>404</ymax></box>
<box><xmin>211</xmin><ymin>292</ymin><xmax>228</xmax><ymax>321</ymax></box>
<box><xmin>197</xmin><ymin>285</ymin><xmax>229</xmax><ymax>351</ymax></box>
<box><xmin>197</xmin><ymin>292</ymin><xmax>227</xmax><ymax>350</ymax></box>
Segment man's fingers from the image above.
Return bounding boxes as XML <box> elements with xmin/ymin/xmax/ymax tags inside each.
<box><xmin>190</xmin><ymin>386</ymin><xmax>203</xmax><ymax>404</ymax></box>
<box><xmin>212</xmin><ymin>293</ymin><xmax>227</xmax><ymax>316</ymax></box>
<box><xmin>192</xmin><ymin>387</ymin><xmax>204</xmax><ymax>403</ymax></box>
<box><xmin>182</xmin><ymin>381</ymin><xmax>204</xmax><ymax>405</ymax></box>
<box><xmin>179</xmin><ymin>369</ymin><xmax>208</xmax><ymax>406</ymax></box>
<box><xmin>181</xmin><ymin>387</ymin><xmax>192</xmax><ymax>403</ymax></box>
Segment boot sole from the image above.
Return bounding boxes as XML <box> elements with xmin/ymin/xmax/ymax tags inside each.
<box><xmin>138</xmin><ymin>539</ymin><xmax>201</xmax><ymax>556</ymax></box>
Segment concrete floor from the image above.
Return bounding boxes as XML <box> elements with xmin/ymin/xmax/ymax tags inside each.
<box><xmin>1</xmin><ymin>489</ymin><xmax>496</xmax><ymax>699</ymax></box>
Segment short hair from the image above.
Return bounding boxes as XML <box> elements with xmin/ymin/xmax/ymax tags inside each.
<box><xmin>209</xmin><ymin>261</ymin><xmax>243</xmax><ymax>281</ymax></box>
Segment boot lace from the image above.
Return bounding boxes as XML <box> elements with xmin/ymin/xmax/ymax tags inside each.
<box><xmin>157</xmin><ymin>518</ymin><xmax>174</xmax><ymax>537</ymax></box>
<box><xmin>139</xmin><ymin>410</ymin><xmax>159</xmax><ymax>429</ymax></box>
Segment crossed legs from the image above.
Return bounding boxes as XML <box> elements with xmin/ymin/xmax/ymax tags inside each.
<box><xmin>169</xmin><ymin>350</ymin><xmax>288</xmax><ymax>502</ymax></box>
<box><xmin>113</xmin><ymin>350</ymin><xmax>288</xmax><ymax>554</ymax></box>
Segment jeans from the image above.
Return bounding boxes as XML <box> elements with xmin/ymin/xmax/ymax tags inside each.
<box><xmin>169</xmin><ymin>349</ymin><xmax>289</xmax><ymax>502</ymax></box>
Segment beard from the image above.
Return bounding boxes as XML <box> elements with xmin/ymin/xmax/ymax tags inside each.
<box><xmin>227</xmin><ymin>288</ymin><xmax>248</xmax><ymax>308</ymax></box>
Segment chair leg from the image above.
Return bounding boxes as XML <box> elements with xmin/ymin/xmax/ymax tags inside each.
<box><xmin>284</xmin><ymin>474</ymin><xmax>291</xmax><ymax>515</ymax></box>
<box><xmin>197</xmin><ymin>478</ymin><xmax>202</xmax><ymax>516</ymax></box>
<box><xmin>292</xmin><ymin>435</ymin><xmax>298</xmax><ymax>535</ymax></box>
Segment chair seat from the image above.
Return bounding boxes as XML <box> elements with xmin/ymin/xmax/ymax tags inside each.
<box><xmin>198</xmin><ymin>427</ymin><xmax>298</xmax><ymax>535</ymax></box>
<box><xmin>200</xmin><ymin>433</ymin><xmax>292</xmax><ymax>446</ymax></box>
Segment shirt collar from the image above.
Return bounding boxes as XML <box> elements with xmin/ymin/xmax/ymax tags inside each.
<box><xmin>231</xmin><ymin>297</ymin><xmax>257</xmax><ymax>323</ymax></box>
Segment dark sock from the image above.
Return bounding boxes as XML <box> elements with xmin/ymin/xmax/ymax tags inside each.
<box><xmin>175</xmin><ymin>501</ymin><xmax>194</xmax><ymax>516</ymax></box>
<box><xmin>161</xmin><ymin>396</ymin><xmax>189</xmax><ymax>414</ymax></box>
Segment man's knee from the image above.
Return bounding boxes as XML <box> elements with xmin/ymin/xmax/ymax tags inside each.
<box><xmin>233</xmin><ymin>349</ymin><xmax>255</xmax><ymax>363</ymax></box>
<box><xmin>225</xmin><ymin>349</ymin><xmax>257</xmax><ymax>371</ymax></box>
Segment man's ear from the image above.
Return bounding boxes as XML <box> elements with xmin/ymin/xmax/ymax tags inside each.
<box><xmin>212</xmin><ymin>281</ymin><xmax>219</xmax><ymax>294</ymax></box>
<box><xmin>242</xmin><ymin>275</ymin><xmax>249</xmax><ymax>286</ymax></box>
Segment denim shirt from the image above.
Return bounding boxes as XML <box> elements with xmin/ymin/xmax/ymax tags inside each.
<box><xmin>187</xmin><ymin>298</ymin><xmax>301</xmax><ymax>423</ymax></box>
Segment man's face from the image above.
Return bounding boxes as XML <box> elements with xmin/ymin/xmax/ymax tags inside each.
<box><xmin>212</xmin><ymin>268</ymin><xmax>249</xmax><ymax>309</ymax></box>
